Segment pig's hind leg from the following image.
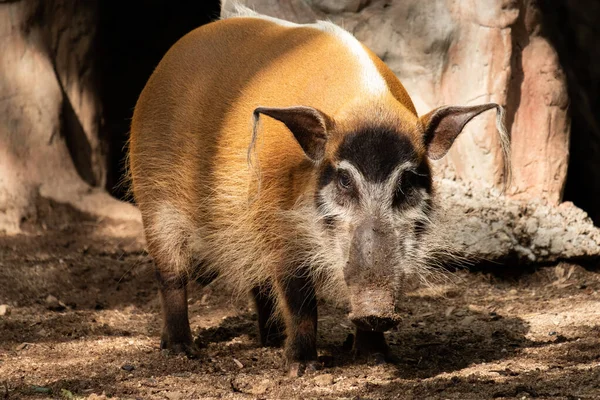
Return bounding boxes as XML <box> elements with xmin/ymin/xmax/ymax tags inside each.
<box><xmin>155</xmin><ymin>259</ymin><xmax>217</xmax><ymax>358</ymax></box>
<box><xmin>155</xmin><ymin>265</ymin><xmax>200</xmax><ymax>358</ymax></box>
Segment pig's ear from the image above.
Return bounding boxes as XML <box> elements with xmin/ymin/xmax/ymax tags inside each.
<box><xmin>253</xmin><ymin>106</ymin><xmax>331</xmax><ymax>162</ymax></box>
<box><xmin>420</xmin><ymin>103</ymin><xmax>500</xmax><ymax>160</ymax></box>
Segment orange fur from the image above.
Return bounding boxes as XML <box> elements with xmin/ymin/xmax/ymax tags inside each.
<box><xmin>129</xmin><ymin>8</ymin><xmax>510</xmax><ymax>364</ymax></box>
<box><xmin>129</xmin><ymin>15</ymin><xmax>419</xmax><ymax>284</ymax></box>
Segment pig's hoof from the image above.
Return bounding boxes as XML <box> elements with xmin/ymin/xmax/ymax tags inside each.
<box><xmin>160</xmin><ymin>338</ymin><xmax>201</xmax><ymax>359</ymax></box>
<box><xmin>372</xmin><ymin>352</ymin><xmax>386</xmax><ymax>365</ymax></box>
<box><xmin>352</xmin><ymin>348</ymin><xmax>396</xmax><ymax>365</ymax></box>
<box><xmin>287</xmin><ymin>360</ymin><xmax>320</xmax><ymax>377</ymax></box>
<box><xmin>372</xmin><ymin>351</ymin><xmax>399</xmax><ymax>365</ymax></box>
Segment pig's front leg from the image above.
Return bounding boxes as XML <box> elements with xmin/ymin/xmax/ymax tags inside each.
<box><xmin>276</xmin><ymin>272</ymin><xmax>319</xmax><ymax>377</ymax></box>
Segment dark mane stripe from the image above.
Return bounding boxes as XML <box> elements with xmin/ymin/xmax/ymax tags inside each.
<box><xmin>336</xmin><ymin>127</ymin><xmax>417</xmax><ymax>183</ymax></box>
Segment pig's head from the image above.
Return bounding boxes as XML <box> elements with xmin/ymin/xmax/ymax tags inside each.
<box><xmin>253</xmin><ymin>102</ymin><xmax>509</xmax><ymax>332</ymax></box>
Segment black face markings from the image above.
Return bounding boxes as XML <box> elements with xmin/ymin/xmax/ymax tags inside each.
<box><xmin>392</xmin><ymin>160</ymin><xmax>432</xmax><ymax>209</ymax></box>
<box><xmin>317</xmin><ymin>161</ymin><xmax>335</xmax><ymax>190</ymax></box>
<box><xmin>336</xmin><ymin>127</ymin><xmax>418</xmax><ymax>183</ymax></box>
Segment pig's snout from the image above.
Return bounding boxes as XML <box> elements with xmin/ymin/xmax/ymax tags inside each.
<box><xmin>345</xmin><ymin>219</ymin><xmax>400</xmax><ymax>332</ymax></box>
<box><xmin>348</xmin><ymin>289</ymin><xmax>400</xmax><ymax>332</ymax></box>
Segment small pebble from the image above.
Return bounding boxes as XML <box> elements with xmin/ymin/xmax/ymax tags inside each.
<box><xmin>249</xmin><ymin>378</ymin><xmax>272</xmax><ymax>395</ymax></box>
<box><xmin>314</xmin><ymin>373</ymin><xmax>334</xmax><ymax>386</ymax></box>
<box><xmin>45</xmin><ymin>295</ymin><xmax>66</xmax><ymax>311</ymax></box>
<box><xmin>32</xmin><ymin>385</ymin><xmax>51</xmax><ymax>394</ymax></box>
<box><xmin>121</xmin><ymin>364</ymin><xmax>135</xmax><ymax>372</ymax></box>
<box><xmin>0</xmin><ymin>304</ymin><xmax>8</xmax><ymax>316</ymax></box>
<box><xmin>490</xmin><ymin>311</ymin><xmax>502</xmax><ymax>321</ymax></box>
<box><xmin>16</xmin><ymin>343</ymin><xmax>29</xmax><ymax>351</ymax></box>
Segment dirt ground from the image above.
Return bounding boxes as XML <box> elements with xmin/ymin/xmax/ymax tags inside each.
<box><xmin>2</xmin><ymin>212</ymin><xmax>600</xmax><ymax>399</ymax></box>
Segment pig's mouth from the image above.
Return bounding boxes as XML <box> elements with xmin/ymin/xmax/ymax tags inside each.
<box><xmin>348</xmin><ymin>288</ymin><xmax>401</xmax><ymax>332</ymax></box>
<box><xmin>350</xmin><ymin>315</ymin><xmax>399</xmax><ymax>332</ymax></box>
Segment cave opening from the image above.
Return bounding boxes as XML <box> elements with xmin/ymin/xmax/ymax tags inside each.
<box><xmin>538</xmin><ymin>2</ymin><xmax>600</xmax><ymax>226</ymax></box>
<box><xmin>96</xmin><ymin>1</ymin><xmax>221</xmax><ymax>200</ymax></box>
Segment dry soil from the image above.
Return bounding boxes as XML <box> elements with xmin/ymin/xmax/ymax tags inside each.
<box><xmin>1</xmin><ymin>214</ymin><xmax>600</xmax><ymax>399</ymax></box>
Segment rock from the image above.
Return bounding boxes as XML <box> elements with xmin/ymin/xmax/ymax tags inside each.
<box><xmin>248</xmin><ymin>379</ymin><xmax>273</xmax><ymax>395</ymax></box>
<box><xmin>221</xmin><ymin>1</ymin><xmax>600</xmax><ymax>265</ymax></box>
<box><xmin>87</xmin><ymin>394</ymin><xmax>110</xmax><ymax>400</ymax></box>
<box><xmin>540</xmin><ymin>1</ymin><xmax>600</xmax><ymax>225</ymax></box>
<box><xmin>0</xmin><ymin>304</ymin><xmax>9</xmax><ymax>316</ymax></box>
<box><xmin>15</xmin><ymin>343</ymin><xmax>29</xmax><ymax>351</ymax></box>
<box><xmin>314</xmin><ymin>373</ymin><xmax>334</xmax><ymax>386</ymax></box>
<box><xmin>45</xmin><ymin>295</ymin><xmax>66</xmax><ymax>311</ymax></box>
<box><xmin>31</xmin><ymin>386</ymin><xmax>51</xmax><ymax>394</ymax></box>
<box><xmin>437</xmin><ymin>179</ymin><xmax>600</xmax><ymax>263</ymax></box>
<box><xmin>226</xmin><ymin>0</ymin><xmax>568</xmax><ymax>202</ymax></box>
<box><xmin>121</xmin><ymin>364</ymin><xmax>135</xmax><ymax>372</ymax></box>
<box><xmin>508</xmin><ymin>3</ymin><xmax>569</xmax><ymax>204</ymax></box>
<box><xmin>0</xmin><ymin>0</ymin><xmax>142</xmax><ymax>235</ymax></box>
<box><xmin>165</xmin><ymin>392</ymin><xmax>186</xmax><ymax>400</ymax></box>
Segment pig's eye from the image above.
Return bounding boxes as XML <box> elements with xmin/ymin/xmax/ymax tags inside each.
<box><xmin>337</xmin><ymin>170</ymin><xmax>353</xmax><ymax>191</ymax></box>
<box><xmin>395</xmin><ymin>170</ymin><xmax>417</xmax><ymax>200</ymax></box>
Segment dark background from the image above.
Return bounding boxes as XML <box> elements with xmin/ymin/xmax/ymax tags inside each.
<box><xmin>95</xmin><ymin>1</ymin><xmax>221</xmax><ymax>200</ymax></box>
<box><xmin>94</xmin><ymin>0</ymin><xmax>600</xmax><ymax>225</ymax></box>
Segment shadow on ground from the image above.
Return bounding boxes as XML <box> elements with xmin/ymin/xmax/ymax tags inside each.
<box><xmin>2</xmin><ymin>227</ymin><xmax>600</xmax><ymax>398</ymax></box>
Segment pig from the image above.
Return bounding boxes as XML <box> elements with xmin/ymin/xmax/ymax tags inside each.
<box><xmin>128</xmin><ymin>3</ymin><xmax>510</xmax><ymax>376</ymax></box>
